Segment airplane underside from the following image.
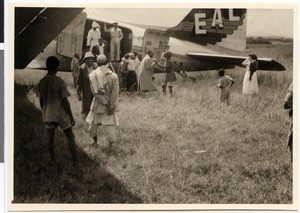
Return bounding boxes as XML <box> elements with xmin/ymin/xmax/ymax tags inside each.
<box><xmin>15</xmin><ymin>8</ymin><xmax>285</xmax><ymax>72</ymax></box>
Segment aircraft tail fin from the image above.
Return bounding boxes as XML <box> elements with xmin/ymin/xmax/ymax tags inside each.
<box><xmin>167</xmin><ymin>9</ymin><xmax>247</xmax><ymax>53</ymax></box>
<box><xmin>207</xmin><ymin>12</ymin><xmax>247</xmax><ymax>54</ymax></box>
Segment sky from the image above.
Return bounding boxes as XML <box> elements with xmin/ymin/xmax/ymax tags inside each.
<box><xmin>84</xmin><ymin>8</ymin><xmax>294</xmax><ymax>38</ymax></box>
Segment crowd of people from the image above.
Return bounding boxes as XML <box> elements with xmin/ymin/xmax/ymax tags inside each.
<box><xmin>36</xmin><ymin>22</ymin><xmax>293</xmax><ymax>170</ymax></box>
<box><xmin>71</xmin><ymin>21</ymin><xmax>183</xmax><ymax>96</ymax></box>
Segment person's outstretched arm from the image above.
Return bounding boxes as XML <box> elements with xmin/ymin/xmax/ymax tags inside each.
<box><xmin>229</xmin><ymin>79</ymin><xmax>235</xmax><ymax>88</ymax></box>
<box><xmin>119</xmin><ymin>29</ymin><xmax>123</xmax><ymax>40</ymax></box>
<box><xmin>242</xmin><ymin>56</ymin><xmax>251</xmax><ymax>66</ymax></box>
<box><xmin>104</xmin><ymin>23</ymin><xmax>109</xmax><ymax>33</ymax></box>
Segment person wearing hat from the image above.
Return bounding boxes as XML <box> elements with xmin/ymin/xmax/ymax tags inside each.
<box><xmin>87</xmin><ymin>54</ymin><xmax>119</xmax><ymax>147</ymax></box>
<box><xmin>87</xmin><ymin>21</ymin><xmax>101</xmax><ymax>51</ymax></box>
<box><xmin>242</xmin><ymin>53</ymin><xmax>259</xmax><ymax>95</ymax></box>
<box><xmin>155</xmin><ymin>51</ymin><xmax>176</xmax><ymax>96</ymax></box>
<box><xmin>77</xmin><ymin>52</ymin><xmax>98</xmax><ymax>119</ymax></box>
<box><xmin>104</xmin><ymin>22</ymin><xmax>123</xmax><ymax>62</ymax></box>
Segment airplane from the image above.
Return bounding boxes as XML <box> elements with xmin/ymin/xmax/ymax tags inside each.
<box><xmin>14</xmin><ymin>7</ymin><xmax>285</xmax><ymax>74</ymax></box>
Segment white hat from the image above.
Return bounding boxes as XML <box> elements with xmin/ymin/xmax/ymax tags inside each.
<box><xmin>97</xmin><ymin>54</ymin><xmax>107</xmax><ymax>63</ymax></box>
<box><xmin>92</xmin><ymin>21</ymin><xmax>99</xmax><ymax>28</ymax></box>
<box><xmin>83</xmin><ymin>52</ymin><xmax>94</xmax><ymax>60</ymax></box>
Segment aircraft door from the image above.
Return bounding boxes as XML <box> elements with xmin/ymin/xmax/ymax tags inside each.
<box><xmin>57</xmin><ymin>12</ymin><xmax>87</xmax><ymax>58</ymax></box>
<box><xmin>142</xmin><ymin>29</ymin><xmax>170</xmax><ymax>61</ymax></box>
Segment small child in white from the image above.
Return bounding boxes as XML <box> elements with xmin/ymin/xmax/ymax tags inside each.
<box><xmin>217</xmin><ymin>69</ymin><xmax>235</xmax><ymax>105</ymax></box>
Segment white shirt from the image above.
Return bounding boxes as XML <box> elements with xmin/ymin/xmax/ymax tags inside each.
<box><xmin>109</xmin><ymin>27</ymin><xmax>123</xmax><ymax>39</ymax></box>
<box><xmin>122</xmin><ymin>58</ymin><xmax>135</xmax><ymax>71</ymax></box>
<box><xmin>87</xmin><ymin>28</ymin><xmax>101</xmax><ymax>46</ymax></box>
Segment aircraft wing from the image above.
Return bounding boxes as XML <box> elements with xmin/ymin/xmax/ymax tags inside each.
<box><xmin>167</xmin><ymin>9</ymin><xmax>246</xmax><ymax>46</ymax></box>
<box><xmin>15</xmin><ymin>7</ymin><xmax>84</xmax><ymax>69</ymax></box>
<box><xmin>187</xmin><ymin>53</ymin><xmax>286</xmax><ymax>71</ymax></box>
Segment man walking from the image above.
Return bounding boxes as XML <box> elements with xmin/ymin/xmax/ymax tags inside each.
<box><xmin>88</xmin><ymin>54</ymin><xmax>119</xmax><ymax>147</ymax></box>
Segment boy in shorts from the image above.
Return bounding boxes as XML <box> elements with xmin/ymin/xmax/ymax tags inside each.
<box><xmin>38</xmin><ymin>56</ymin><xmax>78</xmax><ymax>166</ymax></box>
<box><xmin>155</xmin><ymin>51</ymin><xmax>176</xmax><ymax>96</ymax></box>
<box><xmin>217</xmin><ymin>69</ymin><xmax>235</xmax><ymax>105</ymax></box>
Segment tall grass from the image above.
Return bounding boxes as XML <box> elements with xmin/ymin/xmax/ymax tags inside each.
<box><xmin>13</xmin><ymin>43</ymin><xmax>293</xmax><ymax>204</ymax></box>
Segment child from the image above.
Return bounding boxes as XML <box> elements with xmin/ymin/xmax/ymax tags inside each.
<box><xmin>70</xmin><ymin>53</ymin><xmax>80</xmax><ymax>88</ymax></box>
<box><xmin>38</xmin><ymin>56</ymin><xmax>78</xmax><ymax>168</ymax></box>
<box><xmin>217</xmin><ymin>69</ymin><xmax>235</xmax><ymax>105</ymax></box>
<box><xmin>155</xmin><ymin>51</ymin><xmax>176</xmax><ymax>96</ymax></box>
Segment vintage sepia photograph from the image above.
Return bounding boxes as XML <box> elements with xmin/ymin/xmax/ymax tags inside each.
<box><xmin>9</xmin><ymin>2</ymin><xmax>296</xmax><ymax>211</ymax></box>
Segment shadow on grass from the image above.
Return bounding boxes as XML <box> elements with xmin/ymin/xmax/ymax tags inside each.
<box><xmin>13</xmin><ymin>83</ymin><xmax>142</xmax><ymax>203</ymax></box>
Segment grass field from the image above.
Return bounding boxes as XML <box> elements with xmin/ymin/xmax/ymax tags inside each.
<box><xmin>13</xmin><ymin>42</ymin><xmax>293</xmax><ymax>204</ymax></box>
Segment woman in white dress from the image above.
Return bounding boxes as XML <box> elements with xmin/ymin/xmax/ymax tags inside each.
<box><xmin>242</xmin><ymin>54</ymin><xmax>259</xmax><ymax>95</ymax></box>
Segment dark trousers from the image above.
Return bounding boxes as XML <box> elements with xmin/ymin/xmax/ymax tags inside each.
<box><xmin>127</xmin><ymin>71</ymin><xmax>138</xmax><ymax>91</ymax></box>
<box><xmin>119</xmin><ymin>72</ymin><xmax>128</xmax><ymax>91</ymax></box>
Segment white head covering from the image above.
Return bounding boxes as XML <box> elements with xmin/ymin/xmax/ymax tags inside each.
<box><xmin>97</xmin><ymin>54</ymin><xmax>107</xmax><ymax>63</ymax></box>
<box><xmin>92</xmin><ymin>21</ymin><xmax>100</xmax><ymax>28</ymax></box>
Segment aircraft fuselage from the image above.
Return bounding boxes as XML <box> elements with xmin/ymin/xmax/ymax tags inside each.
<box><xmin>27</xmin><ymin>14</ymin><xmax>236</xmax><ymax>72</ymax></box>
